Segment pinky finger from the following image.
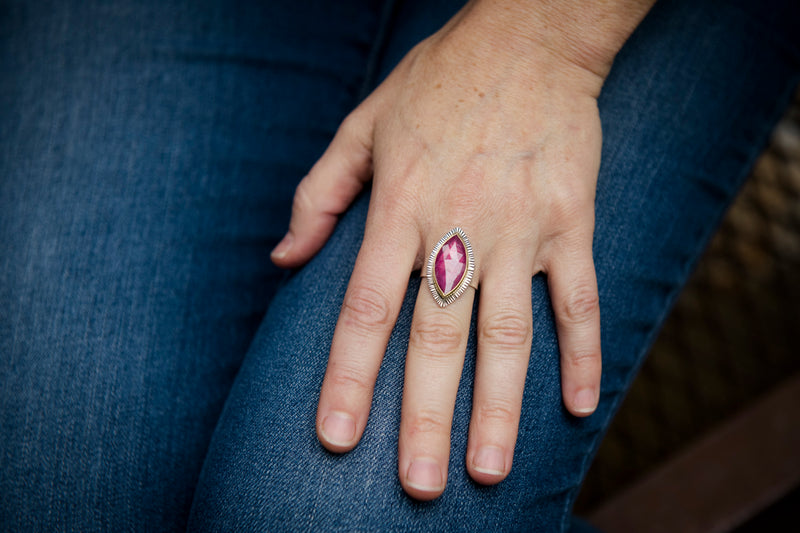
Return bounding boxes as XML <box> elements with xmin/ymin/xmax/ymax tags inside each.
<box><xmin>547</xmin><ymin>248</ymin><xmax>602</xmax><ymax>417</ymax></box>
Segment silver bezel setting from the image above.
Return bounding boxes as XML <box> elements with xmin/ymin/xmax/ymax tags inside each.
<box><xmin>425</xmin><ymin>227</ymin><xmax>475</xmax><ymax>307</ymax></box>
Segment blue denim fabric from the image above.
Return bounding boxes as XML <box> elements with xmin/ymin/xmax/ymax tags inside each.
<box><xmin>1</xmin><ymin>0</ymin><xmax>799</xmax><ymax>531</ymax></box>
<box><xmin>1</xmin><ymin>0</ymin><xmax>386</xmax><ymax>530</ymax></box>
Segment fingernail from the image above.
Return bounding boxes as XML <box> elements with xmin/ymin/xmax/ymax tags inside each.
<box><xmin>321</xmin><ymin>411</ymin><xmax>356</xmax><ymax>446</ymax></box>
<box><xmin>406</xmin><ymin>457</ymin><xmax>444</xmax><ymax>492</ymax></box>
<box><xmin>271</xmin><ymin>233</ymin><xmax>294</xmax><ymax>260</ymax></box>
<box><xmin>574</xmin><ymin>388</ymin><xmax>598</xmax><ymax>414</ymax></box>
<box><xmin>473</xmin><ymin>446</ymin><xmax>506</xmax><ymax>476</ymax></box>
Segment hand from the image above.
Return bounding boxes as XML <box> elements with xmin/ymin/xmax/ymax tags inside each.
<box><xmin>272</xmin><ymin>0</ymin><xmax>653</xmax><ymax>500</ymax></box>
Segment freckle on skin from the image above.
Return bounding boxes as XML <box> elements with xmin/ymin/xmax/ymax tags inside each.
<box><xmin>478</xmin><ymin>92</ymin><xmax>485</xmax><ymax>98</ymax></box>
<box><xmin>435</xmin><ymin>83</ymin><xmax>442</xmax><ymax>89</ymax></box>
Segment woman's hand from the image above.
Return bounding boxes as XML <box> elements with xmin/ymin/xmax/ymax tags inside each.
<box><xmin>271</xmin><ymin>0</ymin><xmax>653</xmax><ymax>500</ymax></box>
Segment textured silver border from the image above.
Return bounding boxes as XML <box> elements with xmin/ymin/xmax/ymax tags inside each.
<box><xmin>425</xmin><ymin>227</ymin><xmax>475</xmax><ymax>307</ymax></box>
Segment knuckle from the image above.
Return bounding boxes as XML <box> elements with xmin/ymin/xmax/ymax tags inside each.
<box><xmin>503</xmin><ymin>193</ymin><xmax>531</xmax><ymax>223</ymax></box>
<box><xmin>406</xmin><ymin>410</ymin><xmax>449</xmax><ymax>439</ymax></box>
<box><xmin>338</xmin><ymin>109</ymin><xmax>372</xmax><ymax>150</ymax></box>
<box><xmin>552</xmin><ymin>179</ymin><xmax>586</xmax><ymax>207</ymax></box>
<box><xmin>340</xmin><ymin>108</ymin><xmax>365</xmax><ymax>131</ymax></box>
<box><xmin>448</xmin><ymin>183</ymin><xmax>484</xmax><ymax>217</ymax></box>
<box><xmin>548</xmin><ymin>183</ymin><xmax>592</xmax><ymax>226</ymax></box>
<box><xmin>479</xmin><ymin>312</ymin><xmax>532</xmax><ymax>351</ymax></box>
<box><xmin>474</xmin><ymin>400</ymin><xmax>518</xmax><ymax>427</ymax></box>
<box><xmin>341</xmin><ymin>285</ymin><xmax>394</xmax><ymax>332</ymax></box>
<box><xmin>559</xmin><ymin>286</ymin><xmax>600</xmax><ymax>325</ymax></box>
<box><xmin>567</xmin><ymin>349</ymin><xmax>600</xmax><ymax>370</ymax></box>
<box><xmin>442</xmin><ymin>164</ymin><xmax>490</xmax><ymax>219</ymax></box>
<box><xmin>292</xmin><ymin>178</ymin><xmax>315</xmax><ymax>217</ymax></box>
<box><xmin>409</xmin><ymin>318</ymin><xmax>464</xmax><ymax>358</ymax></box>
<box><xmin>327</xmin><ymin>366</ymin><xmax>373</xmax><ymax>396</ymax></box>
<box><xmin>375</xmin><ymin>186</ymin><xmax>417</xmax><ymax>221</ymax></box>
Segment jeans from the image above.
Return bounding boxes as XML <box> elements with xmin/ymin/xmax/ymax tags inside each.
<box><xmin>1</xmin><ymin>0</ymin><xmax>798</xmax><ymax>531</ymax></box>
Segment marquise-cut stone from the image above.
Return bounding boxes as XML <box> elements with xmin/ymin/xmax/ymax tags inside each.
<box><xmin>434</xmin><ymin>235</ymin><xmax>467</xmax><ymax>296</ymax></box>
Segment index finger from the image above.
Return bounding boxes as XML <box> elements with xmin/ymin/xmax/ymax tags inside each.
<box><xmin>316</xmin><ymin>219</ymin><xmax>419</xmax><ymax>452</ymax></box>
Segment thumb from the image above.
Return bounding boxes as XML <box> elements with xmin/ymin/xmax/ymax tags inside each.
<box><xmin>271</xmin><ymin>107</ymin><xmax>374</xmax><ymax>267</ymax></box>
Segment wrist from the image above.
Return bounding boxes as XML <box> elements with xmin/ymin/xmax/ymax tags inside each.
<box><xmin>459</xmin><ymin>0</ymin><xmax>655</xmax><ymax>83</ymax></box>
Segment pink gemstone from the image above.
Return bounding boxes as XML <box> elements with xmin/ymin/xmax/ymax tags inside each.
<box><xmin>434</xmin><ymin>235</ymin><xmax>467</xmax><ymax>295</ymax></box>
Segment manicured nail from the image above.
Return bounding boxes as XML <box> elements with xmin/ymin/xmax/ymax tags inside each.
<box><xmin>473</xmin><ymin>446</ymin><xmax>506</xmax><ymax>476</ymax></box>
<box><xmin>271</xmin><ymin>233</ymin><xmax>294</xmax><ymax>259</ymax></box>
<box><xmin>406</xmin><ymin>458</ymin><xmax>444</xmax><ymax>492</ymax></box>
<box><xmin>574</xmin><ymin>388</ymin><xmax>598</xmax><ymax>414</ymax></box>
<box><xmin>320</xmin><ymin>411</ymin><xmax>356</xmax><ymax>446</ymax></box>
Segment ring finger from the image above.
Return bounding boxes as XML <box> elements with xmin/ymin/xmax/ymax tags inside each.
<box><xmin>398</xmin><ymin>229</ymin><xmax>477</xmax><ymax>500</ymax></box>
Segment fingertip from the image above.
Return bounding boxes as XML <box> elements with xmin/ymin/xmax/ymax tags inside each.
<box><xmin>403</xmin><ymin>457</ymin><xmax>446</xmax><ymax>500</ymax></box>
<box><xmin>468</xmin><ymin>445</ymin><xmax>511</xmax><ymax>485</ymax></box>
<box><xmin>270</xmin><ymin>212</ymin><xmax>337</xmax><ymax>268</ymax></box>
<box><xmin>561</xmin><ymin>349</ymin><xmax>602</xmax><ymax>417</ymax></box>
<box><xmin>270</xmin><ymin>232</ymin><xmax>294</xmax><ymax>262</ymax></box>
<box><xmin>317</xmin><ymin>410</ymin><xmax>359</xmax><ymax>453</ymax></box>
<box><xmin>566</xmin><ymin>387</ymin><xmax>599</xmax><ymax>417</ymax></box>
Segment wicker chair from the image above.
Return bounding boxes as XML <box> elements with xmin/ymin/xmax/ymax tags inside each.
<box><xmin>575</xmin><ymin>92</ymin><xmax>800</xmax><ymax>532</ymax></box>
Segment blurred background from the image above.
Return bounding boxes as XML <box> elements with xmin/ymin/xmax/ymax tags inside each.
<box><xmin>575</xmin><ymin>91</ymin><xmax>800</xmax><ymax>532</ymax></box>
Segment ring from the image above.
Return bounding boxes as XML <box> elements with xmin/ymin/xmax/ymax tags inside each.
<box><xmin>424</xmin><ymin>227</ymin><xmax>476</xmax><ymax>307</ymax></box>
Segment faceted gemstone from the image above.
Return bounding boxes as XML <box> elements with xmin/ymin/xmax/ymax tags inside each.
<box><xmin>434</xmin><ymin>235</ymin><xmax>467</xmax><ymax>296</ymax></box>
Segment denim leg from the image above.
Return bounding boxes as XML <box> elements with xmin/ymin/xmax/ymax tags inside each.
<box><xmin>188</xmin><ymin>0</ymin><xmax>800</xmax><ymax>531</ymax></box>
<box><xmin>0</xmin><ymin>0</ymin><xmax>389</xmax><ymax>530</ymax></box>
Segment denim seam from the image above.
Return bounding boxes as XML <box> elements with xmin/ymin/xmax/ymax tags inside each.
<box><xmin>559</xmin><ymin>74</ymin><xmax>800</xmax><ymax>532</ymax></box>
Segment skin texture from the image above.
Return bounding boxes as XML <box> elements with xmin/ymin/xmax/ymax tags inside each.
<box><xmin>272</xmin><ymin>0</ymin><xmax>655</xmax><ymax>500</ymax></box>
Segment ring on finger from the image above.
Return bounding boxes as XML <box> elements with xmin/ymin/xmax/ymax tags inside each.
<box><xmin>422</xmin><ymin>227</ymin><xmax>476</xmax><ymax>308</ymax></box>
